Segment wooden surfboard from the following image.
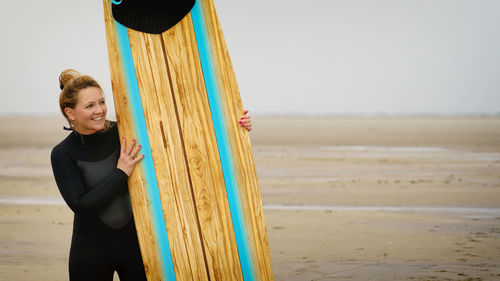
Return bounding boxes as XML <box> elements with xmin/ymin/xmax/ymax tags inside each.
<box><xmin>102</xmin><ymin>0</ymin><xmax>273</xmax><ymax>280</ymax></box>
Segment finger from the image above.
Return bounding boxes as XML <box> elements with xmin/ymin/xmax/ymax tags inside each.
<box><xmin>126</xmin><ymin>139</ymin><xmax>136</xmax><ymax>155</ymax></box>
<box><xmin>241</xmin><ymin>119</ymin><xmax>251</xmax><ymax>127</ymax></box>
<box><xmin>130</xmin><ymin>144</ymin><xmax>142</xmax><ymax>158</ymax></box>
<box><xmin>240</xmin><ymin>115</ymin><xmax>249</xmax><ymax>121</ymax></box>
<box><xmin>243</xmin><ymin>109</ymin><xmax>249</xmax><ymax>115</ymax></box>
<box><xmin>240</xmin><ymin>117</ymin><xmax>251</xmax><ymax>126</ymax></box>
<box><xmin>243</xmin><ymin>122</ymin><xmax>252</xmax><ymax>131</ymax></box>
<box><xmin>241</xmin><ymin>123</ymin><xmax>251</xmax><ymax>131</ymax></box>
<box><xmin>133</xmin><ymin>154</ymin><xmax>145</xmax><ymax>164</ymax></box>
<box><xmin>238</xmin><ymin>119</ymin><xmax>243</xmax><ymax>126</ymax></box>
<box><xmin>241</xmin><ymin>118</ymin><xmax>251</xmax><ymax>124</ymax></box>
<box><xmin>120</xmin><ymin>137</ymin><xmax>126</xmax><ymax>154</ymax></box>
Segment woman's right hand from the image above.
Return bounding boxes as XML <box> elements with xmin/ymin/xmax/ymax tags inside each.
<box><xmin>117</xmin><ymin>137</ymin><xmax>144</xmax><ymax>176</ymax></box>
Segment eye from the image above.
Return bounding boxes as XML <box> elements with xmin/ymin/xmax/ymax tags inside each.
<box><xmin>100</xmin><ymin>100</ymin><xmax>106</xmax><ymax>105</ymax></box>
<box><xmin>86</xmin><ymin>104</ymin><xmax>93</xmax><ymax>109</ymax></box>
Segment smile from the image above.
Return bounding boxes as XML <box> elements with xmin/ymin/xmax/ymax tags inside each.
<box><xmin>92</xmin><ymin>117</ymin><xmax>103</xmax><ymax>121</ymax></box>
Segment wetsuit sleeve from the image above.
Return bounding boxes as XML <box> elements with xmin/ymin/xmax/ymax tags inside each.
<box><xmin>50</xmin><ymin>146</ymin><xmax>129</xmax><ymax>216</ymax></box>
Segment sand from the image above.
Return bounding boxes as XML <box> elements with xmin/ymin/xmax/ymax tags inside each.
<box><xmin>1</xmin><ymin>116</ymin><xmax>499</xmax><ymax>281</ymax></box>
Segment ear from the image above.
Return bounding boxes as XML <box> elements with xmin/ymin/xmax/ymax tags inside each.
<box><xmin>64</xmin><ymin>107</ymin><xmax>76</xmax><ymax>121</ymax></box>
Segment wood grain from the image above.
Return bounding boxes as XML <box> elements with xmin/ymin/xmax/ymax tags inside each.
<box><xmin>127</xmin><ymin>29</ymin><xmax>209</xmax><ymax>281</ymax></box>
<box><xmin>194</xmin><ymin>0</ymin><xmax>274</xmax><ymax>279</ymax></box>
<box><xmin>103</xmin><ymin>0</ymin><xmax>273</xmax><ymax>280</ymax></box>
<box><xmin>102</xmin><ymin>1</ymin><xmax>164</xmax><ymax>280</ymax></box>
<box><xmin>161</xmin><ymin>14</ymin><xmax>243</xmax><ymax>280</ymax></box>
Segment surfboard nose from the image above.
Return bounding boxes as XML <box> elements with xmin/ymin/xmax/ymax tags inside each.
<box><xmin>111</xmin><ymin>0</ymin><xmax>195</xmax><ymax>34</ymax></box>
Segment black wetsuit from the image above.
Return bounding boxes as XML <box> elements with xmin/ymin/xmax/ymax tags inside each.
<box><xmin>51</xmin><ymin>122</ymin><xmax>147</xmax><ymax>281</ymax></box>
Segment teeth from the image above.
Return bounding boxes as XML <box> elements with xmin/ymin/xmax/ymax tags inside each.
<box><xmin>92</xmin><ymin>117</ymin><xmax>103</xmax><ymax>121</ymax></box>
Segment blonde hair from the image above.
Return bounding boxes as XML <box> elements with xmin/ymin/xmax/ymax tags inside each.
<box><xmin>58</xmin><ymin>69</ymin><xmax>110</xmax><ymax>130</ymax></box>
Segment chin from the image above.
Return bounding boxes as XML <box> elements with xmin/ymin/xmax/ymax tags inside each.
<box><xmin>89</xmin><ymin>120</ymin><xmax>107</xmax><ymax>132</ymax></box>
<box><xmin>96</xmin><ymin>121</ymin><xmax>107</xmax><ymax>130</ymax></box>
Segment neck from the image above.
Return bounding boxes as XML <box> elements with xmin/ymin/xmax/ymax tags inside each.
<box><xmin>72</xmin><ymin>121</ymin><xmax>110</xmax><ymax>135</ymax></box>
<box><xmin>75</xmin><ymin>128</ymin><xmax>99</xmax><ymax>135</ymax></box>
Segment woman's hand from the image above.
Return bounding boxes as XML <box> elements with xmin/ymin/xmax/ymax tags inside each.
<box><xmin>239</xmin><ymin>109</ymin><xmax>252</xmax><ymax>131</ymax></box>
<box><xmin>117</xmin><ymin>137</ymin><xmax>144</xmax><ymax>176</ymax></box>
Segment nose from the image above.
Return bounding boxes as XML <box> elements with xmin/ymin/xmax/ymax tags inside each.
<box><xmin>95</xmin><ymin>103</ymin><xmax>106</xmax><ymax>114</ymax></box>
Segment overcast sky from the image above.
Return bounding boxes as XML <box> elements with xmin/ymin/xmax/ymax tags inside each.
<box><xmin>1</xmin><ymin>0</ymin><xmax>499</xmax><ymax>116</ymax></box>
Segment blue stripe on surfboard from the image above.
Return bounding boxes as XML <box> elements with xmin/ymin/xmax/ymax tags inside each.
<box><xmin>114</xmin><ymin>20</ymin><xmax>177</xmax><ymax>281</ymax></box>
<box><xmin>191</xmin><ymin>1</ymin><xmax>256</xmax><ymax>280</ymax></box>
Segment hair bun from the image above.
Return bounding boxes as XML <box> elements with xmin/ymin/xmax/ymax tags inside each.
<box><xmin>59</xmin><ymin>69</ymin><xmax>81</xmax><ymax>90</ymax></box>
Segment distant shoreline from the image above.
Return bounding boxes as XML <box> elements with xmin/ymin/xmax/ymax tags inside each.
<box><xmin>1</xmin><ymin>116</ymin><xmax>500</xmax><ymax>152</ymax></box>
<box><xmin>0</xmin><ymin>112</ymin><xmax>499</xmax><ymax>118</ymax></box>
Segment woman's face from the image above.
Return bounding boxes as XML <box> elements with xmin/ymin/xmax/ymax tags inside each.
<box><xmin>65</xmin><ymin>87</ymin><xmax>107</xmax><ymax>135</ymax></box>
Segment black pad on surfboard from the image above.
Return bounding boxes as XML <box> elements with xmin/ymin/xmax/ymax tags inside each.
<box><xmin>111</xmin><ymin>0</ymin><xmax>195</xmax><ymax>34</ymax></box>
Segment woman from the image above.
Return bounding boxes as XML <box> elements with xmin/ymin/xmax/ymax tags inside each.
<box><xmin>51</xmin><ymin>69</ymin><xmax>252</xmax><ymax>281</ymax></box>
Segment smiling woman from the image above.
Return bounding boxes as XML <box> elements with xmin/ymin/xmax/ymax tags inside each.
<box><xmin>51</xmin><ymin>69</ymin><xmax>148</xmax><ymax>281</ymax></box>
<box><xmin>58</xmin><ymin>69</ymin><xmax>111</xmax><ymax>133</ymax></box>
<box><xmin>64</xmin><ymin>87</ymin><xmax>107</xmax><ymax>134</ymax></box>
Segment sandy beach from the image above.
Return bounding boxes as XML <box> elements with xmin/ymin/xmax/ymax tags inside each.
<box><xmin>1</xmin><ymin>116</ymin><xmax>499</xmax><ymax>281</ymax></box>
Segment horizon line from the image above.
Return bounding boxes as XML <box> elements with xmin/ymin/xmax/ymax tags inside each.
<box><xmin>1</xmin><ymin>112</ymin><xmax>499</xmax><ymax>118</ymax></box>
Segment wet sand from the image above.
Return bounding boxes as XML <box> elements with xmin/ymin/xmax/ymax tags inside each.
<box><xmin>1</xmin><ymin>116</ymin><xmax>499</xmax><ymax>281</ymax></box>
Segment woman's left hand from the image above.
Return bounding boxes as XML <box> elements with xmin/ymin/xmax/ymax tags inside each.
<box><xmin>239</xmin><ymin>109</ymin><xmax>252</xmax><ymax>131</ymax></box>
